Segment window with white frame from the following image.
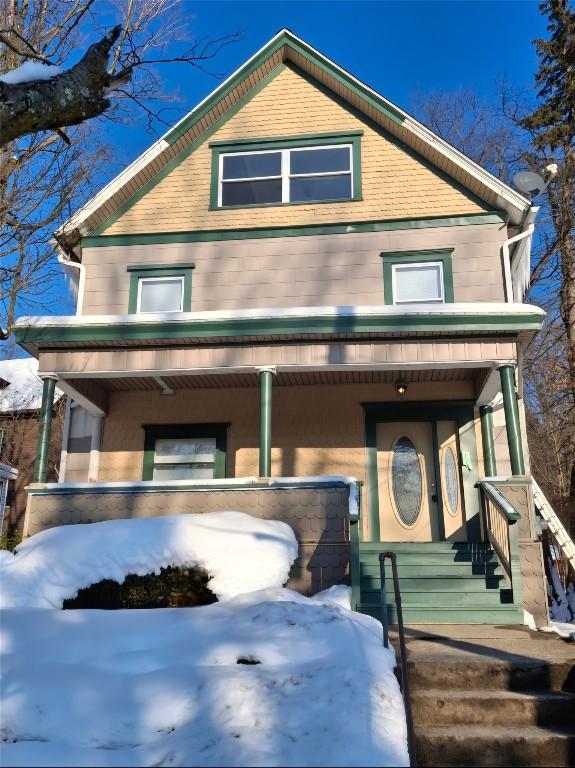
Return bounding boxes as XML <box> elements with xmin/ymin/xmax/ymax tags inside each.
<box><xmin>392</xmin><ymin>262</ymin><xmax>445</xmax><ymax>304</ymax></box>
<box><xmin>218</xmin><ymin>144</ymin><xmax>354</xmax><ymax>207</ymax></box>
<box><xmin>137</xmin><ymin>276</ymin><xmax>184</xmax><ymax>313</ymax></box>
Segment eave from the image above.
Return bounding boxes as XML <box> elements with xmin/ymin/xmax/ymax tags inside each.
<box><xmin>14</xmin><ymin>304</ymin><xmax>545</xmax><ymax>356</ymax></box>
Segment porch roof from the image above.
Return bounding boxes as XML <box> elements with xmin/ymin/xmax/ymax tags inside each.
<box><xmin>15</xmin><ymin>303</ymin><xmax>545</xmax><ymax>355</ymax></box>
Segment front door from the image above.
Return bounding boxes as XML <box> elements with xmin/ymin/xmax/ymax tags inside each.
<box><xmin>376</xmin><ymin>420</ymin><xmax>465</xmax><ymax>542</ymax></box>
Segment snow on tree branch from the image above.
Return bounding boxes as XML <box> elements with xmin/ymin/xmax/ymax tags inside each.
<box><xmin>0</xmin><ymin>26</ymin><xmax>128</xmax><ymax>147</ymax></box>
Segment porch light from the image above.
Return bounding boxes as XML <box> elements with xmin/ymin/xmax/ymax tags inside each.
<box><xmin>395</xmin><ymin>381</ymin><xmax>408</xmax><ymax>399</ymax></box>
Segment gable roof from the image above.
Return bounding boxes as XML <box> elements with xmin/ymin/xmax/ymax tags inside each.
<box><xmin>57</xmin><ymin>29</ymin><xmax>531</xmax><ymax>253</ymax></box>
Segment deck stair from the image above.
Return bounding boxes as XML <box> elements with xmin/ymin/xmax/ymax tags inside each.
<box><xmin>358</xmin><ymin>541</ymin><xmax>524</xmax><ymax>624</ymax></box>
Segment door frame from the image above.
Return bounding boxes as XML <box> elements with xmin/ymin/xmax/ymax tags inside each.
<box><xmin>363</xmin><ymin>401</ymin><xmax>478</xmax><ymax>542</ymax></box>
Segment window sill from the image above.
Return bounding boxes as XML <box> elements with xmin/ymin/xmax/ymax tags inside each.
<box><xmin>208</xmin><ymin>196</ymin><xmax>363</xmax><ymax>212</ymax></box>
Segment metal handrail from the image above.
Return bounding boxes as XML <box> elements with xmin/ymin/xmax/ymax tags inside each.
<box><xmin>379</xmin><ymin>551</ymin><xmax>416</xmax><ymax>767</ymax></box>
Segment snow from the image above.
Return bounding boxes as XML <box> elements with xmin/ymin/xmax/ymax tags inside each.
<box><xmin>0</xmin><ymin>513</ymin><xmax>408</xmax><ymax>767</ymax></box>
<box><xmin>0</xmin><ymin>358</ymin><xmax>63</xmax><ymax>413</ymax></box>
<box><xmin>541</xmin><ymin>621</ymin><xmax>575</xmax><ymax>641</ymax></box>
<box><xmin>0</xmin><ymin>512</ymin><xmax>299</xmax><ymax>608</ymax></box>
<box><xmin>0</xmin><ymin>61</ymin><xmax>62</xmax><ymax>85</ymax></box>
<box><xmin>547</xmin><ymin>562</ymin><xmax>575</xmax><ymax>624</ymax></box>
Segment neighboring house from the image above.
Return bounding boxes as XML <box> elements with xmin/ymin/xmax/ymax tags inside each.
<box><xmin>0</xmin><ymin>358</ymin><xmax>63</xmax><ymax>537</ymax></box>
<box><xmin>15</xmin><ymin>30</ymin><xmax>551</xmax><ymax>624</ymax></box>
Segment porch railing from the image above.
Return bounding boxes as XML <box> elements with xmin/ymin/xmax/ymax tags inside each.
<box><xmin>477</xmin><ymin>480</ymin><xmax>522</xmax><ymax>601</ymax></box>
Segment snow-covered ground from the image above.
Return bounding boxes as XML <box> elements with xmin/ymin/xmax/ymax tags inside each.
<box><xmin>0</xmin><ymin>513</ymin><xmax>408</xmax><ymax>767</ymax></box>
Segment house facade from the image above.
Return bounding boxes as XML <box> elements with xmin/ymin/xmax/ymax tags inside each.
<box><xmin>15</xmin><ymin>31</ymin><xmax>549</xmax><ymax>624</ymax></box>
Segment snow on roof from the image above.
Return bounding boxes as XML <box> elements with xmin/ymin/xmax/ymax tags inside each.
<box><xmin>0</xmin><ymin>357</ymin><xmax>63</xmax><ymax>413</ymax></box>
<box><xmin>0</xmin><ymin>61</ymin><xmax>62</xmax><ymax>85</ymax></box>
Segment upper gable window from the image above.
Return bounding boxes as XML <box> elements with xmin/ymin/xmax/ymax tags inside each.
<box><xmin>211</xmin><ymin>132</ymin><xmax>362</xmax><ymax>209</ymax></box>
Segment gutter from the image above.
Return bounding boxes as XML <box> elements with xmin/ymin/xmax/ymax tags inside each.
<box><xmin>502</xmin><ymin>207</ymin><xmax>538</xmax><ymax>303</ymax></box>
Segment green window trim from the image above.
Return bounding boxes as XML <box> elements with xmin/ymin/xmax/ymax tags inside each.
<box><xmin>209</xmin><ymin>131</ymin><xmax>363</xmax><ymax>210</ymax></box>
<box><xmin>127</xmin><ymin>264</ymin><xmax>195</xmax><ymax>314</ymax></box>
<box><xmin>380</xmin><ymin>249</ymin><xmax>454</xmax><ymax>305</ymax></box>
<box><xmin>142</xmin><ymin>423</ymin><xmax>228</xmax><ymax>481</ymax></box>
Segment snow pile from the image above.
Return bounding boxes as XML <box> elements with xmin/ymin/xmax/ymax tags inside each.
<box><xmin>0</xmin><ymin>61</ymin><xmax>62</xmax><ymax>85</ymax></box>
<box><xmin>547</xmin><ymin>562</ymin><xmax>575</xmax><ymax>624</ymax></box>
<box><xmin>0</xmin><ymin>589</ymin><xmax>407</xmax><ymax>767</ymax></box>
<box><xmin>0</xmin><ymin>512</ymin><xmax>299</xmax><ymax>608</ymax></box>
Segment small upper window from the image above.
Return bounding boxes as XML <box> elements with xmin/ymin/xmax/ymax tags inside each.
<box><xmin>137</xmin><ymin>276</ymin><xmax>184</xmax><ymax>313</ymax></box>
<box><xmin>218</xmin><ymin>144</ymin><xmax>353</xmax><ymax>207</ymax></box>
<box><xmin>392</xmin><ymin>262</ymin><xmax>444</xmax><ymax>304</ymax></box>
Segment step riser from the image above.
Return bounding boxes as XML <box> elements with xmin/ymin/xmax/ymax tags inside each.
<box><xmin>408</xmin><ymin>661</ymin><xmax>575</xmax><ymax>693</ymax></box>
<box><xmin>359</xmin><ymin>605</ymin><xmax>523</xmax><ymax>624</ymax></box>
<box><xmin>412</xmin><ymin>693</ymin><xmax>575</xmax><ymax>727</ymax></box>
<box><xmin>360</xmin><ymin>552</ymin><xmax>499</xmax><ymax>566</ymax></box>
<box><xmin>360</xmin><ymin>576</ymin><xmax>505</xmax><ymax>592</ymax></box>
<box><xmin>360</xmin><ymin>564</ymin><xmax>502</xmax><ymax>577</ymax></box>
<box><xmin>361</xmin><ymin>590</ymin><xmax>514</xmax><ymax>607</ymax></box>
<box><xmin>415</xmin><ymin>731</ymin><xmax>575</xmax><ymax>768</ymax></box>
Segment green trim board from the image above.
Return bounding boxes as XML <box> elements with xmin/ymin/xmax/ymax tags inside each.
<box><xmin>14</xmin><ymin>309</ymin><xmax>545</xmax><ymax>347</ymax></box>
<box><xmin>27</xmin><ymin>478</ymin><xmax>354</xmax><ymax>495</ymax></box>
<box><xmin>142</xmin><ymin>423</ymin><xmax>228</xmax><ymax>481</ymax></box>
<box><xmin>380</xmin><ymin>249</ymin><xmax>454</xmax><ymax>305</ymax></box>
<box><xmin>362</xmin><ymin>401</ymin><xmax>478</xmax><ymax>543</ymax></box>
<box><xmin>209</xmin><ymin>130</ymin><xmax>363</xmax><ymax>210</ymax></box>
<box><xmin>83</xmin><ymin>213</ymin><xmax>505</xmax><ymax>249</ymax></box>
<box><xmin>127</xmin><ymin>265</ymin><xmax>195</xmax><ymax>314</ymax></box>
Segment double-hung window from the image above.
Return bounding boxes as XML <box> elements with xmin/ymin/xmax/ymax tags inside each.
<box><xmin>212</xmin><ymin>132</ymin><xmax>362</xmax><ymax>208</ymax></box>
<box><xmin>143</xmin><ymin>425</ymin><xmax>227</xmax><ymax>481</ymax></box>
<box><xmin>127</xmin><ymin>264</ymin><xmax>195</xmax><ymax>314</ymax></box>
<box><xmin>381</xmin><ymin>250</ymin><xmax>454</xmax><ymax>305</ymax></box>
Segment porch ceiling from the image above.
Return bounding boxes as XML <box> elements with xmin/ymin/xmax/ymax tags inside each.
<box><xmin>90</xmin><ymin>367</ymin><xmax>487</xmax><ymax>391</ymax></box>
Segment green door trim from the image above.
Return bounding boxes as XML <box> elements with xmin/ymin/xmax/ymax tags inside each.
<box><xmin>142</xmin><ymin>423</ymin><xmax>229</xmax><ymax>480</ymax></box>
<box><xmin>363</xmin><ymin>401</ymin><xmax>476</xmax><ymax>543</ymax></box>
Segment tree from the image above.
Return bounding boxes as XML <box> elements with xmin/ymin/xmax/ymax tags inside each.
<box><xmin>0</xmin><ymin>0</ymin><xmax>239</xmax><ymax>340</ymax></box>
<box><xmin>412</xmin><ymin>5</ymin><xmax>575</xmax><ymax>533</ymax></box>
<box><xmin>520</xmin><ymin>0</ymin><xmax>575</xmax><ymax>408</ymax></box>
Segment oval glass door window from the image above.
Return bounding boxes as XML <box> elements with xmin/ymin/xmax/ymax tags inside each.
<box><xmin>391</xmin><ymin>436</ymin><xmax>423</xmax><ymax>526</ymax></box>
<box><xmin>444</xmin><ymin>446</ymin><xmax>459</xmax><ymax>515</ymax></box>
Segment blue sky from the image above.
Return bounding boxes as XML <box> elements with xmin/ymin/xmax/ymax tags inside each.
<box><xmin>106</xmin><ymin>0</ymin><xmax>546</xmax><ymax>169</ymax></box>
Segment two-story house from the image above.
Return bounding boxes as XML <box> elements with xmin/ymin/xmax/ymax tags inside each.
<box><xmin>15</xmin><ymin>30</ymin><xmax>549</xmax><ymax>625</ymax></box>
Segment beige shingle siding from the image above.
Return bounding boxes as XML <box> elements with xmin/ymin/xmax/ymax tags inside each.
<box><xmin>80</xmin><ymin>221</ymin><xmax>506</xmax><ymax>316</ymax></box>
<box><xmin>103</xmin><ymin>66</ymin><xmax>487</xmax><ymax>236</ymax></box>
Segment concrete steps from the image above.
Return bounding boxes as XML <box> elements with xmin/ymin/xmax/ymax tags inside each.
<box><xmin>399</xmin><ymin>627</ymin><xmax>575</xmax><ymax>767</ymax></box>
<box><xmin>416</xmin><ymin>726</ymin><xmax>575</xmax><ymax>767</ymax></box>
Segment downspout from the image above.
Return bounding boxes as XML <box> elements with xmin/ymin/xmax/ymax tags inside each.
<box><xmin>501</xmin><ymin>223</ymin><xmax>535</xmax><ymax>304</ymax></box>
<box><xmin>53</xmin><ymin>235</ymin><xmax>86</xmax><ymax>316</ymax></box>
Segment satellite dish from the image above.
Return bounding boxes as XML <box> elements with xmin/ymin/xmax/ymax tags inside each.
<box><xmin>513</xmin><ymin>170</ymin><xmax>546</xmax><ymax>197</ymax></box>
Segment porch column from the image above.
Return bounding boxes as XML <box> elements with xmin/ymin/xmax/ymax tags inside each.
<box><xmin>258</xmin><ymin>367</ymin><xmax>275</xmax><ymax>477</ymax></box>
<box><xmin>498</xmin><ymin>364</ymin><xmax>525</xmax><ymax>476</ymax></box>
<box><xmin>479</xmin><ymin>405</ymin><xmax>497</xmax><ymax>477</ymax></box>
<box><xmin>34</xmin><ymin>375</ymin><xmax>58</xmax><ymax>483</ymax></box>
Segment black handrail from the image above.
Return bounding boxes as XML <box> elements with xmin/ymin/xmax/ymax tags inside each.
<box><xmin>379</xmin><ymin>551</ymin><xmax>416</xmax><ymax>767</ymax></box>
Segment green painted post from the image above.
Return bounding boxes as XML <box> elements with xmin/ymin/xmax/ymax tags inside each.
<box><xmin>258</xmin><ymin>367</ymin><xmax>274</xmax><ymax>477</ymax></box>
<box><xmin>34</xmin><ymin>376</ymin><xmax>57</xmax><ymax>483</ymax></box>
<box><xmin>499</xmin><ymin>365</ymin><xmax>525</xmax><ymax>476</ymax></box>
<box><xmin>479</xmin><ymin>405</ymin><xmax>497</xmax><ymax>477</ymax></box>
